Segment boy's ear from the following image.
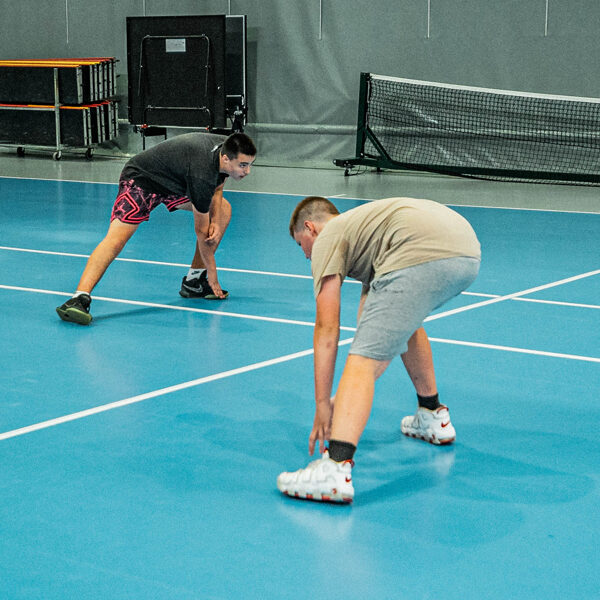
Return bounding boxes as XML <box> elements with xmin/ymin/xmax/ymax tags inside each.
<box><xmin>304</xmin><ymin>220</ymin><xmax>316</xmax><ymax>235</ymax></box>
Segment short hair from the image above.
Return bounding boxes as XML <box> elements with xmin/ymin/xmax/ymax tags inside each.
<box><xmin>289</xmin><ymin>196</ymin><xmax>340</xmax><ymax>237</ymax></box>
<box><xmin>221</xmin><ymin>133</ymin><xmax>257</xmax><ymax>159</ymax></box>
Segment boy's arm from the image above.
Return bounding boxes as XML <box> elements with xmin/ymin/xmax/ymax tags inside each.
<box><xmin>206</xmin><ymin>183</ymin><xmax>225</xmax><ymax>246</ymax></box>
<box><xmin>192</xmin><ymin>207</ymin><xmax>226</xmax><ymax>298</ymax></box>
<box><xmin>309</xmin><ymin>274</ymin><xmax>342</xmax><ymax>454</ymax></box>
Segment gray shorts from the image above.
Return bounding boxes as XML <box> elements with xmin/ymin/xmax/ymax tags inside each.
<box><xmin>350</xmin><ymin>256</ymin><xmax>480</xmax><ymax>361</ymax></box>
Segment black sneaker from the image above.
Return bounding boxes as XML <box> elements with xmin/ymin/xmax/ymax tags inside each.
<box><xmin>179</xmin><ymin>270</ymin><xmax>229</xmax><ymax>299</ymax></box>
<box><xmin>56</xmin><ymin>293</ymin><xmax>93</xmax><ymax>325</ymax></box>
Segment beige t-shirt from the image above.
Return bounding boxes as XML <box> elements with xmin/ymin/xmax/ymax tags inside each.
<box><xmin>311</xmin><ymin>197</ymin><xmax>481</xmax><ymax>296</ymax></box>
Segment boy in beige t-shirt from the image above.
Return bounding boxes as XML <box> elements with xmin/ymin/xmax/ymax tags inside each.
<box><xmin>278</xmin><ymin>196</ymin><xmax>480</xmax><ymax>503</ymax></box>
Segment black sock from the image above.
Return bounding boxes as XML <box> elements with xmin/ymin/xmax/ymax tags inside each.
<box><xmin>417</xmin><ymin>393</ymin><xmax>441</xmax><ymax>411</ymax></box>
<box><xmin>328</xmin><ymin>439</ymin><xmax>356</xmax><ymax>462</ymax></box>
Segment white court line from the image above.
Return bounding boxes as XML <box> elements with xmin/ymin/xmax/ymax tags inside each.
<box><xmin>424</xmin><ymin>269</ymin><xmax>600</xmax><ymax>321</ymax></box>
<box><xmin>3</xmin><ymin>246</ymin><xmax>600</xmax><ymax>306</ymax></box>
<box><xmin>0</xmin><ymin>175</ymin><xmax>354</xmax><ymax>201</ymax></box>
<box><xmin>429</xmin><ymin>338</ymin><xmax>600</xmax><ymax>363</ymax></box>
<box><xmin>2</xmin><ymin>175</ymin><xmax>600</xmax><ymax>213</ymax></box>
<box><xmin>0</xmin><ymin>284</ymin><xmax>357</xmax><ymax>332</ymax></box>
<box><xmin>462</xmin><ymin>291</ymin><xmax>600</xmax><ymax>310</ymax></box>
<box><xmin>1</xmin><ymin>268</ymin><xmax>598</xmax><ymax>441</ymax></box>
<box><xmin>0</xmin><ymin>245</ymin><xmax>316</xmax><ymax>281</ymax></box>
<box><xmin>463</xmin><ymin>291</ymin><xmax>600</xmax><ymax>309</ymax></box>
<box><xmin>445</xmin><ymin>203</ymin><xmax>600</xmax><ymax>216</ymax></box>
<box><xmin>0</xmin><ymin>340</ymin><xmax>351</xmax><ymax>442</ymax></box>
<box><xmin>511</xmin><ymin>297</ymin><xmax>600</xmax><ymax>310</ymax></box>
<box><xmin>1</xmin><ymin>266</ymin><xmax>599</xmax><ymax>332</ymax></box>
<box><xmin>2</xmin><ymin>332</ymin><xmax>597</xmax><ymax>442</ymax></box>
<box><xmin>0</xmin><ymin>174</ymin><xmax>117</xmax><ymax>186</ymax></box>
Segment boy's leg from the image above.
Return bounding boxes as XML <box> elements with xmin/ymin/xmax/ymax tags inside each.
<box><xmin>76</xmin><ymin>219</ymin><xmax>139</xmax><ymax>293</ymax></box>
<box><xmin>400</xmin><ymin>327</ymin><xmax>437</xmax><ymax>396</ymax></box>
<box><xmin>400</xmin><ymin>327</ymin><xmax>455</xmax><ymax>445</ymax></box>
<box><xmin>56</xmin><ymin>219</ymin><xmax>138</xmax><ymax>324</ymax></box>
<box><xmin>330</xmin><ymin>354</ymin><xmax>390</xmax><ymax>446</ymax></box>
<box><xmin>329</xmin><ymin>328</ymin><xmax>439</xmax><ymax>447</ymax></box>
<box><xmin>276</xmin><ymin>354</ymin><xmax>389</xmax><ymax>504</ymax></box>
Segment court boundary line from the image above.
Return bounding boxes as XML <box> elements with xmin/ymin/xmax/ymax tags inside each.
<box><xmin>1</xmin><ymin>266</ymin><xmax>598</xmax><ymax>441</ymax></box>
<box><xmin>1</xmin><ymin>175</ymin><xmax>598</xmax><ymax>214</ymax></box>
<box><xmin>429</xmin><ymin>338</ymin><xmax>599</xmax><ymax>363</ymax></box>
<box><xmin>1</xmin><ymin>331</ymin><xmax>598</xmax><ymax>442</ymax></box>
<box><xmin>2</xmin><ymin>246</ymin><xmax>600</xmax><ymax>311</ymax></box>
<box><xmin>1</xmin><ymin>178</ymin><xmax>597</xmax><ymax>443</ymax></box>
<box><xmin>1</xmin><ymin>250</ymin><xmax>598</xmax><ymax>441</ymax></box>
<box><xmin>2</xmin><ymin>265</ymin><xmax>599</xmax><ymax>333</ymax></box>
<box><xmin>0</xmin><ymin>284</ymin><xmax>356</xmax><ymax>332</ymax></box>
<box><xmin>424</xmin><ymin>268</ymin><xmax>600</xmax><ymax>320</ymax></box>
<box><xmin>0</xmin><ymin>343</ymin><xmax>337</xmax><ymax>442</ymax></box>
<box><xmin>0</xmin><ymin>245</ymin><xmax>316</xmax><ymax>281</ymax></box>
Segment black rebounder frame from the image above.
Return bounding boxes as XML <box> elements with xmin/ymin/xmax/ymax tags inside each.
<box><xmin>127</xmin><ymin>15</ymin><xmax>247</xmax><ymax>132</ymax></box>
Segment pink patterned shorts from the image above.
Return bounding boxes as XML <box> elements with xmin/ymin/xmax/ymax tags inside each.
<box><xmin>110</xmin><ymin>178</ymin><xmax>190</xmax><ymax>224</ymax></box>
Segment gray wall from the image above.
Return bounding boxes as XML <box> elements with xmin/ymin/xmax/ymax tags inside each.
<box><xmin>1</xmin><ymin>0</ymin><xmax>599</xmax><ymax>166</ymax></box>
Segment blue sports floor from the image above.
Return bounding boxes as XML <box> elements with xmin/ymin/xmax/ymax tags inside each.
<box><xmin>0</xmin><ymin>174</ymin><xmax>599</xmax><ymax>599</ymax></box>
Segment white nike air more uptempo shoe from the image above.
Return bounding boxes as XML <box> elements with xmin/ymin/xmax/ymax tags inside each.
<box><xmin>277</xmin><ymin>450</ymin><xmax>354</xmax><ymax>503</ymax></box>
<box><xmin>401</xmin><ymin>405</ymin><xmax>456</xmax><ymax>445</ymax></box>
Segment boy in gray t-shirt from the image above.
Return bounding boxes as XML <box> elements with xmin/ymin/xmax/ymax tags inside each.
<box><xmin>56</xmin><ymin>132</ymin><xmax>256</xmax><ymax>325</ymax></box>
<box><xmin>278</xmin><ymin>196</ymin><xmax>480</xmax><ymax>503</ymax></box>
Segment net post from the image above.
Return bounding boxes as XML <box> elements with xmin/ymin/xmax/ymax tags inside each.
<box><xmin>355</xmin><ymin>72</ymin><xmax>370</xmax><ymax>158</ymax></box>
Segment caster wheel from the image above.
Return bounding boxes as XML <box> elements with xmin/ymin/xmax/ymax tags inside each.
<box><xmin>52</xmin><ymin>151</ymin><xmax>62</xmax><ymax>161</ymax></box>
<box><xmin>85</xmin><ymin>148</ymin><xmax>94</xmax><ymax>160</ymax></box>
<box><xmin>16</xmin><ymin>146</ymin><xmax>25</xmax><ymax>157</ymax></box>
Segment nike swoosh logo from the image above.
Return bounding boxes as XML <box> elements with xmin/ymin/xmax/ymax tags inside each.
<box><xmin>441</xmin><ymin>421</ymin><xmax>450</xmax><ymax>428</ymax></box>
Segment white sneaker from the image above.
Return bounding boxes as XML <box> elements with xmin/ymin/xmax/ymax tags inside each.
<box><xmin>401</xmin><ymin>405</ymin><xmax>456</xmax><ymax>445</ymax></box>
<box><xmin>277</xmin><ymin>450</ymin><xmax>354</xmax><ymax>503</ymax></box>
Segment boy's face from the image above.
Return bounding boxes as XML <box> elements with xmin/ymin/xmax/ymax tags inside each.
<box><xmin>221</xmin><ymin>153</ymin><xmax>255</xmax><ymax>180</ymax></box>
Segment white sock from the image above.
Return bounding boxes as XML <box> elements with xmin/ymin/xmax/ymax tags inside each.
<box><xmin>187</xmin><ymin>268</ymin><xmax>204</xmax><ymax>280</ymax></box>
<box><xmin>73</xmin><ymin>290</ymin><xmax>90</xmax><ymax>299</ymax></box>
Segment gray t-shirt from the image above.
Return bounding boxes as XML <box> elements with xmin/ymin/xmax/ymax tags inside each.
<box><xmin>121</xmin><ymin>132</ymin><xmax>228</xmax><ymax>213</ymax></box>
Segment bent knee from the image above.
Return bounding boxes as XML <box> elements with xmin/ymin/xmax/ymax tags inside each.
<box><xmin>346</xmin><ymin>354</ymin><xmax>391</xmax><ymax>380</ymax></box>
<box><xmin>104</xmin><ymin>220</ymin><xmax>138</xmax><ymax>250</ymax></box>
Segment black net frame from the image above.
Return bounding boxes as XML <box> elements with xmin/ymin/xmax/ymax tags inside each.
<box><xmin>335</xmin><ymin>72</ymin><xmax>600</xmax><ymax>184</ymax></box>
